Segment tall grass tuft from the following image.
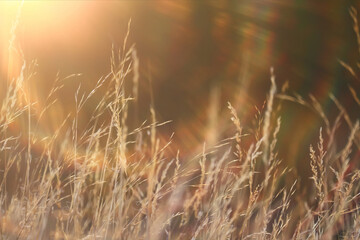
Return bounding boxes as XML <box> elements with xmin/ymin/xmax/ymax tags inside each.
<box><xmin>1</xmin><ymin>7</ymin><xmax>360</xmax><ymax>240</ymax></box>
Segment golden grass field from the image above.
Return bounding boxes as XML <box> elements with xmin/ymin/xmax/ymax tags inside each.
<box><xmin>1</xmin><ymin>1</ymin><xmax>360</xmax><ymax>239</ymax></box>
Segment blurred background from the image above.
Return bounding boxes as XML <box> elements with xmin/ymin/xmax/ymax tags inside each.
<box><xmin>1</xmin><ymin>1</ymin><xmax>360</xmax><ymax>185</ymax></box>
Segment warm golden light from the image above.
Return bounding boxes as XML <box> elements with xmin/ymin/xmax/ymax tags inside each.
<box><xmin>0</xmin><ymin>1</ymin><xmax>94</xmax><ymax>80</ymax></box>
<box><xmin>0</xmin><ymin>1</ymin><xmax>359</xmax><ymax>238</ymax></box>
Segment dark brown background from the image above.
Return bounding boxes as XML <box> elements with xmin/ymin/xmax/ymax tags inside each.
<box><xmin>1</xmin><ymin>1</ymin><xmax>360</xmax><ymax>184</ymax></box>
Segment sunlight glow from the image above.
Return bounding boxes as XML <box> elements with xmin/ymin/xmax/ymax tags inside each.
<box><xmin>0</xmin><ymin>1</ymin><xmax>93</xmax><ymax>79</ymax></box>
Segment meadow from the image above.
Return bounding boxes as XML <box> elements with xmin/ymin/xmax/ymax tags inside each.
<box><xmin>1</xmin><ymin>2</ymin><xmax>360</xmax><ymax>240</ymax></box>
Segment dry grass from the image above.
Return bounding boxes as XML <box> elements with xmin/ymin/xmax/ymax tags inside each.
<box><xmin>1</xmin><ymin>7</ymin><xmax>360</xmax><ymax>240</ymax></box>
